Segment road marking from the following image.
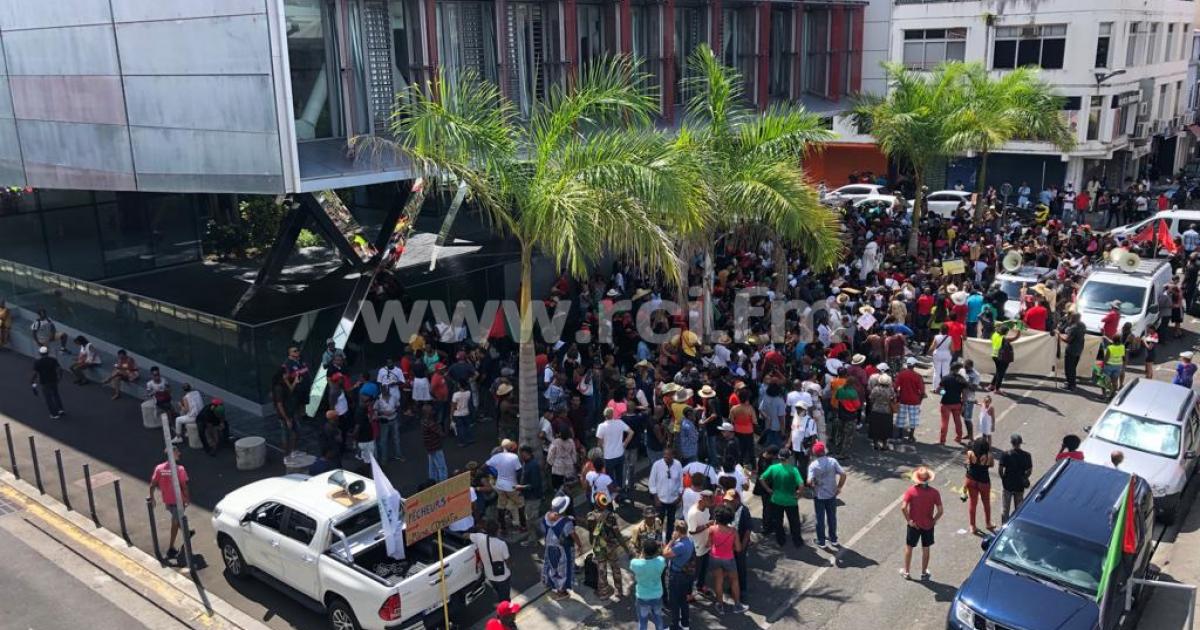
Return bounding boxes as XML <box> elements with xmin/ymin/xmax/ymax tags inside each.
<box><xmin>765</xmin><ymin>377</ymin><xmax>1048</xmax><ymax>625</ymax></box>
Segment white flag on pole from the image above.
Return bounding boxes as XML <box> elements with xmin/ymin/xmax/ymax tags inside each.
<box><xmin>370</xmin><ymin>453</ymin><xmax>406</xmax><ymax>560</ymax></box>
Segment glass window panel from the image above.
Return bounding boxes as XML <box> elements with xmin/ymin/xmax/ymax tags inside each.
<box><xmin>924</xmin><ymin>29</ymin><xmax>945</xmax><ymax>40</ymax></box>
<box><xmin>993</xmin><ymin>40</ymin><xmax>1017</xmax><ymax>69</ymax></box>
<box><xmin>38</xmin><ymin>189</ymin><xmax>93</xmax><ymax>210</ymax></box>
<box><xmin>947</xmin><ymin>28</ymin><xmax>966</xmax><ymax>39</ymax></box>
<box><xmin>1041</xmin><ymin>38</ymin><xmax>1065</xmax><ymax>69</ymax></box>
<box><xmin>43</xmin><ymin>207</ymin><xmax>104</xmax><ymax>280</ymax></box>
<box><xmin>437</xmin><ymin>2</ymin><xmax>499</xmax><ymax>96</ymax></box>
<box><xmin>769</xmin><ymin>8</ymin><xmax>793</xmax><ymax>99</ymax></box>
<box><xmin>903</xmin><ymin>42</ymin><xmax>924</xmax><ymax>69</ymax></box>
<box><xmin>1044</xmin><ymin>25</ymin><xmax>1067</xmax><ymax>37</ymax></box>
<box><xmin>904</xmin><ymin>30</ymin><xmax>923</xmax><ymax>41</ymax></box>
<box><xmin>1095</xmin><ymin>35</ymin><xmax>1110</xmax><ymax>68</ymax></box>
<box><xmin>146</xmin><ymin>195</ymin><xmax>201</xmax><ymax>268</ymax></box>
<box><xmin>946</xmin><ymin>41</ymin><xmax>966</xmax><ymax>62</ymax></box>
<box><xmin>1016</xmin><ymin>38</ymin><xmax>1041</xmax><ymax>67</ymax></box>
<box><xmin>286</xmin><ymin>0</ymin><xmax>343</xmax><ymax>140</ymax></box>
<box><xmin>996</xmin><ymin>26</ymin><xmax>1021</xmax><ymax>38</ymax></box>
<box><xmin>98</xmin><ymin>198</ymin><xmax>153</xmax><ymax>276</ymax></box>
<box><xmin>0</xmin><ymin>213</ymin><xmax>48</xmax><ymax>269</ymax></box>
<box><xmin>1099</xmin><ymin>23</ymin><xmax>1112</xmax><ymax>36</ymax></box>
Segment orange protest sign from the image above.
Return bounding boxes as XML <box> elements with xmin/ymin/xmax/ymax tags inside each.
<box><xmin>403</xmin><ymin>473</ymin><xmax>473</xmax><ymax>544</ymax></box>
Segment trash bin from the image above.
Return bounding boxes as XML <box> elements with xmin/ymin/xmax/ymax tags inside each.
<box><xmin>235</xmin><ymin>436</ymin><xmax>267</xmax><ymax>470</ymax></box>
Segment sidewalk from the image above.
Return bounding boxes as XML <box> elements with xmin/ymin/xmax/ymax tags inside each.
<box><xmin>0</xmin><ymin>468</ymin><xmax>271</xmax><ymax>630</ymax></box>
<box><xmin>1138</xmin><ymin>486</ymin><xmax>1200</xmax><ymax>629</ymax></box>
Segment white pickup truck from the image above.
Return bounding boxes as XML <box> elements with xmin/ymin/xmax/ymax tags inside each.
<box><xmin>212</xmin><ymin>470</ymin><xmax>485</xmax><ymax>630</ymax></box>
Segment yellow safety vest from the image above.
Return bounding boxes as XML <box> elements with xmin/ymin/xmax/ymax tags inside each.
<box><xmin>991</xmin><ymin>332</ymin><xmax>1002</xmax><ymax>357</ymax></box>
<box><xmin>1107</xmin><ymin>343</ymin><xmax>1126</xmax><ymax>366</ymax></box>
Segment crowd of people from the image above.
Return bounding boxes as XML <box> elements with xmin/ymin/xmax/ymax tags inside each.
<box><xmin>19</xmin><ymin>168</ymin><xmax>1200</xmax><ymax>629</ymax></box>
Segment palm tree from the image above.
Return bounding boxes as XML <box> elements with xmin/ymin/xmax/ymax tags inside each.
<box><xmin>679</xmin><ymin>45</ymin><xmax>843</xmax><ymax>326</ymax></box>
<box><xmin>853</xmin><ymin>62</ymin><xmax>967</xmax><ymax>255</ymax></box>
<box><xmin>945</xmin><ymin>64</ymin><xmax>1075</xmax><ymax>220</ymax></box>
<box><xmin>355</xmin><ymin>58</ymin><xmax>705</xmax><ymax>448</ymax></box>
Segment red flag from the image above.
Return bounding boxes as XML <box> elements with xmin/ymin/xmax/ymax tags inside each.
<box><xmin>1122</xmin><ymin>476</ymin><xmax>1138</xmax><ymax>554</ymax></box>
<box><xmin>1157</xmin><ymin>219</ymin><xmax>1179</xmax><ymax>254</ymax></box>
<box><xmin>1129</xmin><ymin>221</ymin><xmax>1157</xmax><ymax>245</ymax></box>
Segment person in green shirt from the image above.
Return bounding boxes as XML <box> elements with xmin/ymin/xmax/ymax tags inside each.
<box><xmin>629</xmin><ymin>539</ymin><xmax>667</xmax><ymax>629</ymax></box>
<box><xmin>758</xmin><ymin>449</ymin><xmax>805</xmax><ymax>547</ymax></box>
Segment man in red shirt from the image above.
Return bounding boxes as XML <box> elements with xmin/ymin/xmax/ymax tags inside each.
<box><xmin>1022</xmin><ymin>299</ymin><xmax>1049</xmax><ymax>331</ymax></box>
<box><xmin>944</xmin><ymin>320</ymin><xmax>966</xmax><ymax>357</ymax></box>
<box><xmin>1101</xmin><ymin>302</ymin><xmax>1121</xmax><ymax>339</ymax></box>
<box><xmin>915</xmin><ymin>289</ymin><xmax>935</xmax><ymax>344</ymax></box>
<box><xmin>893</xmin><ymin>357</ymin><xmax>925</xmax><ymax>443</ymax></box>
<box><xmin>901</xmin><ymin>466</ymin><xmax>943</xmax><ymax>580</ymax></box>
<box><xmin>148</xmin><ymin>446</ymin><xmax>190</xmax><ymax>559</ymax></box>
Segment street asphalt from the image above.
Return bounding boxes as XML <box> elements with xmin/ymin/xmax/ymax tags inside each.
<box><xmin>0</xmin><ymin>322</ymin><xmax>1197</xmax><ymax>629</ymax></box>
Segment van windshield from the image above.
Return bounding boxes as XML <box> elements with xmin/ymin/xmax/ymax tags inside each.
<box><xmin>1092</xmin><ymin>410</ymin><xmax>1181</xmax><ymax>458</ymax></box>
<box><xmin>988</xmin><ymin>520</ymin><xmax>1104</xmax><ymax>597</ymax></box>
<box><xmin>998</xmin><ymin>279</ymin><xmax>1034</xmax><ymax>302</ymax></box>
<box><xmin>1077</xmin><ymin>282</ymin><xmax>1146</xmax><ymax>316</ymax></box>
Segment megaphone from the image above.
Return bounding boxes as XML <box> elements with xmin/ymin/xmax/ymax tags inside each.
<box><xmin>328</xmin><ymin>470</ymin><xmax>366</xmax><ymax>496</ymax></box>
<box><xmin>1110</xmin><ymin>247</ymin><xmax>1128</xmax><ymax>264</ymax></box>
<box><xmin>1117</xmin><ymin>251</ymin><xmax>1141</xmax><ymax>273</ymax></box>
<box><xmin>1002</xmin><ymin>250</ymin><xmax>1023</xmax><ymax>272</ymax></box>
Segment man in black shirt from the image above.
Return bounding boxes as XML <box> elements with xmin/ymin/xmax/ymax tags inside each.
<box><xmin>1058</xmin><ymin>313</ymin><xmax>1086</xmax><ymax>390</ymax></box>
<box><xmin>998</xmin><ymin>433</ymin><xmax>1033</xmax><ymax>523</ymax></box>
<box><xmin>31</xmin><ymin>346</ymin><xmax>65</xmax><ymax>419</ymax></box>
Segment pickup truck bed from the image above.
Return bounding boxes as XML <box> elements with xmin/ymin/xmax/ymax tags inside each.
<box><xmin>348</xmin><ymin>535</ymin><xmax>471</xmax><ymax>586</ymax></box>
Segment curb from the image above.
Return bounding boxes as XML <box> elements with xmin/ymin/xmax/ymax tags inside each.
<box><xmin>0</xmin><ymin>468</ymin><xmax>273</xmax><ymax>630</ymax></box>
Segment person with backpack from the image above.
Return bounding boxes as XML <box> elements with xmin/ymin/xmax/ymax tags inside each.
<box><xmin>469</xmin><ymin>521</ymin><xmax>512</xmax><ymax>603</ymax></box>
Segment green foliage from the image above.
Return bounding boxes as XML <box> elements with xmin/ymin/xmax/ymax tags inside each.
<box><xmin>680</xmin><ymin>45</ymin><xmax>842</xmax><ymax>270</ymax></box>
<box><xmin>296</xmin><ymin>229</ymin><xmax>324</xmax><ymax>248</ymax></box>
<box><xmin>202</xmin><ymin>196</ymin><xmax>288</xmax><ymax>260</ymax></box>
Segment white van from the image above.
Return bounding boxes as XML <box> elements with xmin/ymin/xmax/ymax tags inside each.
<box><xmin>1075</xmin><ymin>258</ymin><xmax>1173</xmax><ymax>338</ymax></box>
<box><xmin>1108</xmin><ymin>210</ymin><xmax>1200</xmax><ymax>241</ymax></box>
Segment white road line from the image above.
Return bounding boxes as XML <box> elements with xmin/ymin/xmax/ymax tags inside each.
<box><xmin>765</xmin><ymin>377</ymin><xmax>1048</xmax><ymax>625</ymax></box>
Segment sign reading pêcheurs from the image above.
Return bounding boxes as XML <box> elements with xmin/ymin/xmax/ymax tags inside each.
<box><xmin>403</xmin><ymin>472</ymin><xmax>473</xmax><ymax>544</ymax></box>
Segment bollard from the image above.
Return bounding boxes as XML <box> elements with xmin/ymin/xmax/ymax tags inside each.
<box><xmin>54</xmin><ymin>450</ymin><xmax>70</xmax><ymax>510</ymax></box>
<box><xmin>145</xmin><ymin>497</ymin><xmax>162</xmax><ymax>563</ymax></box>
<box><xmin>28</xmin><ymin>436</ymin><xmax>43</xmax><ymax>494</ymax></box>
<box><xmin>4</xmin><ymin>423</ymin><xmax>17</xmax><ymax>479</ymax></box>
<box><xmin>113</xmin><ymin>479</ymin><xmax>130</xmax><ymax>545</ymax></box>
<box><xmin>83</xmin><ymin>463</ymin><xmax>98</xmax><ymax>528</ymax></box>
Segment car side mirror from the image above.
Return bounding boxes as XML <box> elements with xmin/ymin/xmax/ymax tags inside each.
<box><xmin>980</xmin><ymin>535</ymin><xmax>995</xmax><ymax>552</ymax></box>
<box><xmin>240</xmin><ymin>513</ymin><xmax>253</xmax><ymax>526</ymax></box>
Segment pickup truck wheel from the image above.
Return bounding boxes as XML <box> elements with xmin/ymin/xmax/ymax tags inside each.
<box><xmin>327</xmin><ymin>598</ymin><xmax>361</xmax><ymax>630</ymax></box>
<box><xmin>219</xmin><ymin>537</ymin><xmax>248</xmax><ymax>579</ymax></box>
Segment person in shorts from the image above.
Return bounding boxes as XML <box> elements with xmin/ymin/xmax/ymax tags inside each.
<box><xmin>900</xmin><ymin>466</ymin><xmax>943</xmax><ymax>580</ymax></box>
<box><xmin>148</xmin><ymin>445</ymin><xmax>190</xmax><ymax>560</ymax></box>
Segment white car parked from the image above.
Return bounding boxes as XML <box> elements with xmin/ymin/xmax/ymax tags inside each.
<box><xmin>924</xmin><ymin>190</ymin><xmax>973</xmax><ymax>218</ymax></box>
<box><xmin>823</xmin><ymin>183</ymin><xmax>891</xmax><ymax>206</ymax></box>
<box><xmin>213</xmin><ymin>470</ymin><xmax>485</xmax><ymax>630</ymax></box>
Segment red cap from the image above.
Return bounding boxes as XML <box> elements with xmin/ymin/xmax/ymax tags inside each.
<box><xmin>435</xmin><ymin>362</ymin><xmax>446</xmax><ymax>370</ymax></box>
<box><xmin>485</xmin><ymin>620</ymin><xmax>504</xmax><ymax>630</ymax></box>
<box><xmin>812</xmin><ymin>441</ymin><xmax>827</xmax><ymax>456</ymax></box>
<box><xmin>496</xmin><ymin>601</ymin><xmax>521</xmax><ymax>616</ymax></box>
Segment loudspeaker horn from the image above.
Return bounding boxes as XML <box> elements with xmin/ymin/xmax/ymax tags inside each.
<box><xmin>328</xmin><ymin>470</ymin><xmax>366</xmax><ymax>496</ymax></box>
<box><xmin>1118</xmin><ymin>251</ymin><xmax>1141</xmax><ymax>274</ymax></box>
<box><xmin>1002</xmin><ymin>250</ymin><xmax>1023</xmax><ymax>272</ymax></box>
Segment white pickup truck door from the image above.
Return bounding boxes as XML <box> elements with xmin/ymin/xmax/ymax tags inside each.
<box><xmin>242</xmin><ymin>502</ymin><xmax>286</xmax><ymax>579</ymax></box>
<box><xmin>278</xmin><ymin>508</ymin><xmax>322</xmax><ymax>599</ymax></box>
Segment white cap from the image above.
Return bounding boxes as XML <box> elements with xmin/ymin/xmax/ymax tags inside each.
<box><xmin>905</xmin><ymin>357</ymin><xmax>917</xmax><ymax>366</ymax></box>
<box><xmin>38</xmin><ymin>346</ymin><xmax>48</xmax><ymax>355</ymax></box>
<box><xmin>876</xmin><ymin>362</ymin><xmax>890</xmax><ymax>372</ymax></box>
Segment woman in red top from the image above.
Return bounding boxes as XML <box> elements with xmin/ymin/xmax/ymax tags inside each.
<box><xmin>1055</xmin><ymin>434</ymin><xmax>1084</xmax><ymax>461</ymax></box>
<box><xmin>707</xmin><ymin>504</ymin><xmax>747</xmax><ymax>613</ymax></box>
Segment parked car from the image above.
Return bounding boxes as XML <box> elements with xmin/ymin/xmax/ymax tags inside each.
<box><xmin>924</xmin><ymin>190</ymin><xmax>974</xmax><ymax>218</ymax></box>
<box><xmin>993</xmin><ymin>265</ymin><xmax>1054</xmax><ymax>319</ymax></box>
<box><xmin>1108</xmin><ymin>209</ymin><xmax>1200</xmax><ymax>241</ymax></box>
<box><xmin>852</xmin><ymin>195</ymin><xmax>912</xmax><ymax>215</ymax></box>
<box><xmin>948</xmin><ymin>460</ymin><xmax>1155</xmax><ymax>630</ymax></box>
<box><xmin>213</xmin><ymin>470</ymin><xmax>486</xmax><ymax>630</ymax></box>
<box><xmin>1082</xmin><ymin>377</ymin><xmax>1200</xmax><ymax>523</ymax></box>
<box><xmin>822</xmin><ymin>183</ymin><xmax>892</xmax><ymax>206</ymax></box>
<box><xmin>1075</xmin><ymin>258</ymin><xmax>1173</xmax><ymax>339</ymax></box>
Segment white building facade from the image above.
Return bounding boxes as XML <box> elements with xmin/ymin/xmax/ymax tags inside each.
<box><xmin>889</xmin><ymin>0</ymin><xmax>1195</xmax><ymax>192</ymax></box>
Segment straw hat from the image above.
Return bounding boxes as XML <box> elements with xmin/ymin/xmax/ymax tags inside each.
<box><xmin>698</xmin><ymin>385</ymin><xmax>716</xmax><ymax>399</ymax></box>
<box><xmin>674</xmin><ymin>388</ymin><xmax>693</xmax><ymax>403</ymax></box>
<box><xmin>851</xmin><ymin>353</ymin><xmax>866</xmax><ymax>365</ymax></box>
<box><xmin>859</xmin><ymin>304</ymin><xmax>876</xmax><ymax>315</ymax></box>
<box><xmin>496</xmin><ymin>383</ymin><xmax>514</xmax><ymax>396</ymax></box>
<box><xmin>950</xmin><ymin>291</ymin><xmax>968</xmax><ymax>306</ymax></box>
<box><xmin>911</xmin><ymin>466</ymin><xmax>936</xmax><ymax>484</ymax></box>
<box><xmin>715</xmin><ymin>332</ymin><xmax>733</xmax><ymax>345</ymax></box>
<box><xmin>661</xmin><ymin>382</ymin><xmax>682</xmax><ymax>395</ymax></box>
<box><xmin>632</xmin><ymin>287</ymin><xmax>652</xmax><ymax>301</ymax></box>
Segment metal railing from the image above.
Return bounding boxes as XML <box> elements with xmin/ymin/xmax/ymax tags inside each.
<box><xmin>0</xmin><ymin>420</ymin><xmax>213</xmax><ymax>614</ymax></box>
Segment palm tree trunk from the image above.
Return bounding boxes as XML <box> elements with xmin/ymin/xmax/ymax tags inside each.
<box><xmin>702</xmin><ymin>248</ymin><xmax>715</xmax><ymax>339</ymax></box>
<box><xmin>517</xmin><ymin>245</ymin><xmax>540</xmax><ymax>450</ymax></box>
<box><xmin>973</xmin><ymin>151</ymin><xmax>990</xmax><ymax>222</ymax></box>
<box><xmin>773</xmin><ymin>240</ymin><xmax>788</xmax><ymax>296</ymax></box>
<box><xmin>908</xmin><ymin>174</ymin><xmax>924</xmax><ymax>256</ymax></box>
